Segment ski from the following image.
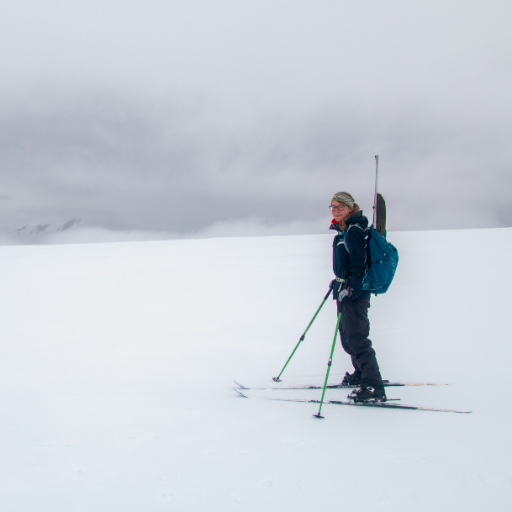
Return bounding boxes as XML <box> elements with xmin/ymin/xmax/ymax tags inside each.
<box><xmin>234</xmin><ymin>388</ymin><xmax>471</xmax><ymax>414</ymax></box>
<box><xmin>234</xmin><ymin>380</ymin><xmax>446</xmax><ymax>391</ymax></box>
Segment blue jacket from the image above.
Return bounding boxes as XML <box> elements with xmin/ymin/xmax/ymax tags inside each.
<box><xmin>330</xmin><ymin>212</ymin><xmax>369</xmax><ymax>299</ymax></box>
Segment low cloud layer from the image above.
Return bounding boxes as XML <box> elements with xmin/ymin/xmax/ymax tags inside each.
<box><xmin>9</xmin><ymin>217</ymin><xmax>329</xmax><ymax>246</ymax></box>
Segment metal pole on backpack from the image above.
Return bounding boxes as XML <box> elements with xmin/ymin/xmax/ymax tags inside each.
<box><xmin>313</xmin><ymin>311</ymin><xmax>342</xmax><ymax>419</ymax></box>
<box><xmin>373</xmin><ymin>155</ymin><xmax>379</xmax><ymax>227</ymax></box>
<box><xmin>272</xmin><ymin>282</ymin><xmax>334</xmax><ymax>382</ymax></box>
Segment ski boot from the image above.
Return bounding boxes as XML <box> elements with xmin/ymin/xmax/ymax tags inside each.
<box><xmin>341</xmin><ymin>371</ymin><xmax>362</xmax><ymax>387</ymax></box>
<box><xmin>347</xmin><ymin>386</ymin><xmax>387</xmax><ymax>403</ymax></box>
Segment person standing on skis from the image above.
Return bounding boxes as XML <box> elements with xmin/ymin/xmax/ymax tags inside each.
<box><xmin>329</xmin><ymin>191</ymin><xmax>386</xmax><ymax>403</ymax></box>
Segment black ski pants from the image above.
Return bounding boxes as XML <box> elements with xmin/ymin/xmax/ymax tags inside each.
<box><xmin>337</xmin><ymin>293</ymin><xmax>384</xmax><ymax>390</ymax></box>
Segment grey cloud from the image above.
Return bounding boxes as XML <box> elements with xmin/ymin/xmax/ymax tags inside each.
<box><xmin>0</xmin><ymin>1</ymin><xmax>511</xmax><ymax>243</ymax></box>
<box><xmin>0</xmin><ymin>90</ymin><xmax>510</xmax><ymax>243</ymax></box>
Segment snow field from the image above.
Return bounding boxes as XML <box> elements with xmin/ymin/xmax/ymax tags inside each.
<box><xmin>0</xmin><ymin>229</ymin><xmax>511</xmax><ymax>511</ymax></box>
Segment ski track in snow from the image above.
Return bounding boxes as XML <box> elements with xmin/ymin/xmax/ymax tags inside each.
<box><xmin>0</xmin><ymin>229</ymin><xmax>511</xmax><ymax>511</ymax></box>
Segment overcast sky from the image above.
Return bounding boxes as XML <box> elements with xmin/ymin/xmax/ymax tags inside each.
<box><xmin>0</xmin><ymin>0</ymin><xmax>511</xmax><ymax>244</ymax></box>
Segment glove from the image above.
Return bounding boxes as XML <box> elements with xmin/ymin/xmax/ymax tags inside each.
<box><xmin>337</xmin><ymin>288</ymin><xmax>352</xmax><ymax>302</ymax></box>
<box><xmin>348</xmin><ymin>276</ymin><xmax>363</xmax><ymax>301</ymax></box>
<box><xmin>350</xmin><ymin>288</ymin><xmax>362</xmax><ymax>301</ymax></box>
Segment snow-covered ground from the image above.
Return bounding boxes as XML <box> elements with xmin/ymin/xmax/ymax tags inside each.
<box><xmin>1</xmin><ymin>228</ymin><xmax>511</xmax><ymax>511</ymax></box>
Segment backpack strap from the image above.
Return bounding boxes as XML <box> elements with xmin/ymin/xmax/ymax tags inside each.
<box><xmin>345</xmin><ymin>224</ymin><xmax>368</xmax><ymax>254</ymax></box>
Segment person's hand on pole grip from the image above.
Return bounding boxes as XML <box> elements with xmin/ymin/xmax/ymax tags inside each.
<box><xmin>337</xmin><ymin>288</ymin><xmax>352</xmax><ymax>302</ymax></box>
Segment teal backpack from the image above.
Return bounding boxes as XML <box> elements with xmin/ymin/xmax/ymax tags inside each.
<box><xmin>362</xmin><ymin>194</ymin><xmax>399</xmax><ymax>295</ymax></box>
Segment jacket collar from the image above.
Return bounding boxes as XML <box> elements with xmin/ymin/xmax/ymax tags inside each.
<box><xmin>329</xmin><ymin>211</ymin><xmax>368</xmax><ymax>233</ymax></box>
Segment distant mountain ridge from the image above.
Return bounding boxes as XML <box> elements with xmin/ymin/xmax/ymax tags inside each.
<box><xmin>14</xmin><ymin>219</ymin><xmax>82</xmax><ymax>240</ymax></box>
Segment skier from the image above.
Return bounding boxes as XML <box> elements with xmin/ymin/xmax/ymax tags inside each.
<box><xmin>329</xmin><ymin>191</ymin><xmax>386</xmax><ymax>402</ymax></box>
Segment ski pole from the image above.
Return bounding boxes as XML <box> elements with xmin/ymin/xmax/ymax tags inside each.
<box><xmin>272</xmin><ymin>282</ymin><xmax>334</xmax><ymax>382</ymax></box>
<box><xmin>313</xmin><ymin>311</ymin><xmax>342</xmax><ymax>419</ymax></box>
